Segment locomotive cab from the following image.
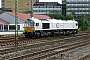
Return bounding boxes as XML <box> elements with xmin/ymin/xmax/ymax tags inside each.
<box><xmin>23</xmin><ymin>19</ymin><xmax>35</xmax><ymax>32</ymax></box>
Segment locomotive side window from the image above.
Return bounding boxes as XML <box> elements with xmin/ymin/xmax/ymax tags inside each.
<box><xmin>36</xmin><ymin>23</ymin><xmax>39</xmax><ymax>26</ymax></box>
<box><xmin>42</xmin><ymin>23</ymin><xmax>50</xmax><ymax>29</ymax></box>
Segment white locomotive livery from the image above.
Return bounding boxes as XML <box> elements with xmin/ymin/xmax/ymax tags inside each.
<box><xmin>23</xmin><ymin>17</ymin><xmax>78</xmax><ymax>38</ymax></box>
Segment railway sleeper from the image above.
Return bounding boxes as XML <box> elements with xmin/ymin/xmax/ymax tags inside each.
<box><xmin>4</xmin><ymin>41</ymin><xmax>90</xmax><ymax>60</ymax></box>
<box><xmin>32</xmin><ymin>43</ymin><xmax>90</xmax><ymax>60</ymax></box>
<box><xmin>0</xmin><ymin>35</ymin><xmax>89</xmax><ymax>59</ymax></box>
<box><xmin>77</xmin><ymin>53</ymin><xmax>90</xmax><ymax>60</ymax></box>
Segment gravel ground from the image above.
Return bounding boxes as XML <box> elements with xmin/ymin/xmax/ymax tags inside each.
<box><xmin>0</xmin><ymin>35</ymin><xmax>90</xmax><ymax>60</ymax></box>
<box><xmin>85</xmin><ymin>57</ymin><xmax>90</xmax><ymax>60</ymax></box>
<box><xmin>43</xmin><ymin>44</ymin><xmax>90</xmax><ymax>60</ymax></box>
<box><xmin>0</xmin><ymin>41</ymin><xmax>65</xmax><ymax>59</ymax></box>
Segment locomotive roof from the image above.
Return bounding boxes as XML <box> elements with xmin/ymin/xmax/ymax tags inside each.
<box><xmin>27</xmin><ymin>18</ymin><xmax>78</xmax><ymax>23</ymax></box>
<box><xmin>49</xmin><ymin>19</ymin><xmax>78</xmax><ymax>23</ymax></box>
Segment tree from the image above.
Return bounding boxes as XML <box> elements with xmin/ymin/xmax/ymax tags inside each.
<box><xmin>66</xmin><ymin>14</ymin><xmax>74</xmax><ymax>20</ymax></box>
<box><xmin>78</xmin><ymin>15</ymin><xmax>89</xmax><ymax>31</ymax></box>
<box><xmin>23</xmin><ymin>11</ymin><xmax>30</xmax><ymax>14</ymax></box>
<box><xmin>47</xmin><ymin>10</ymin><xmax>65</xmax><ymax>20</ymax></box>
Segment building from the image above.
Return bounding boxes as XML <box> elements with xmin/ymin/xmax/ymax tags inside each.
<box><xmin>33</xmin><ymin>2</ymin><xmax>62</xmax><ymax>14</ymax></box>
<box><xmin>0</xmin><ymin>12</ymin><xmax>51</xmax><ymax>31</ymax></box>
<box><xmin>3</xmin><ymin>0</ymin><xmax>36</xmax><ymax>13</ymax></box>
<box><xmin>0</xmin><ymin>0</ymin><xmax>2</xmax><ymax>8</ymax></box>
<box><xmin>62</xmin><ymin>0</ymin><xmax>90</xmax><ymax>21</ymax></box>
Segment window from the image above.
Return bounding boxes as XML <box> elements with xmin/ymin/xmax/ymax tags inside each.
<box><xmin>30</xmin><ymin>21</ymin><xmax>34</xmax><ymax>26</ymax></box>
<box><xmin>36</xmin><ymin>23</ymin><xmax>39</xmax><ymax>26</ymax></box>
<box><xmin>76</xmin><ymin>23</ymin><xmax>78</xmax><ymax>26</ymax></box>
<box><xmin>27</xmin><ymin>4</ymin><xmax>29</xmax><ymax>5</ymax></box>
<box><xmin>25</xmin><ymin>20</ymin><xmax>35</xmax><ymax>27</ymax></box>
<box><xmin>9</xmin><ymin>25</ymin><xmax>20</xmax><ymax>30</ymax></box>
<box><xmin>4</xmin><ymin>25</ymin><xmax>8</xmax><ymax>30</ymax></box>
<box><xmin>42</xmin><ymin>23</ymin><xmax>50</xmax><ymax>29</ymax></box>
<box><xmin>0</xmin><ymin>25</ymin><xmax>2</xmax><ymax>30</ymax></box>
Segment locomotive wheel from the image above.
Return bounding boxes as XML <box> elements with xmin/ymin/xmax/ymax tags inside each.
<box><xmin>25</xmin><ymin>34</ymin><xmax>28</xmax><ymax>38</ymax></box>
<box><xmin>24</xmin><ymin>32</ymin><xmax>29</xmax><ymax>38</ymax></box>
<box><xmin>63</xmin><ymin>31</ymin><xmax>66</xmax><ymax>36</ymax></box>
<box><xmin>51</xmin><ymin>31</ymin><xmax>55</xmax><ymax>37</ymax></box>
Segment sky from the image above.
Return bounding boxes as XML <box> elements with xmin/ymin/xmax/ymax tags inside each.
<box><xmin>39</xmin><ymin>0</ymin><xmax>62</xmax><ymax>4</ymax></box>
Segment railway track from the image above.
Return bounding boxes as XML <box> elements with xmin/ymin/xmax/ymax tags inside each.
<box><xmin>0</xmin><ymin>31</ymin><xmax>88</xmax><ymax>47</ymax></box>
<box><xmin>21</xmin><ymin>39</ymin><xmax>90</xmax><ymax>60</ymax></box>
<box><xmin>0</xmin><ymin>35</ymin><xmax>71</xmax><ymax>47</ymax></box>
<box><xmin>0</xmin><ymin>37</ymin><xmax>29</xmax><ymax>47</ymax></box>
<box><xmin>77</xmin><ymin>53</ymin><xmax>90</xmax><ymax>60</ymax></box>
<box><xmin>0</xmin><ymin>35</ymin><xmax>79</xmax><ymax>55</ymax></box>
<box><xmin>0</xmin><ymin>33</ymin><xmax>89</xmax><ymax>60</ymax></box>
<box><xmin>0</xmin><ymin>36</ymin><xmax>24</xmax><ymax>40</ymax></box>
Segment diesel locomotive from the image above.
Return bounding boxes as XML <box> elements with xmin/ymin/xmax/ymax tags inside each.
<box><xmin>23</xmin><ymin>17</ymin><xmax>78</xmax><ymax>38</ymax></box>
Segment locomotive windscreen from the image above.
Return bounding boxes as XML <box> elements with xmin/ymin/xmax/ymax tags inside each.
<box><xmin>42</xmin><ymin>23</ymin><xmax>50</xmax><ymax>29</ymax></box>
<box><xmin>24</xmin><ymin>19</ymin><xmax>34</xmax><ymax>26</ymax></box>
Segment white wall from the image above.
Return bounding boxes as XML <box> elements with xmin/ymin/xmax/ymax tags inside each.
<box><xmin>0</xmin><ymin>0</ymin><xmax>2</xmax><ymax>8</ymax></box>
<box><xmin>39</xmin><ymin>0</ymin><xmax>62</xmax><ymax>4</ymax></box>
<box><xmin>20</xmin><ymin>24</ymin><xmax>24</xmax><ymax>30</ymax></box>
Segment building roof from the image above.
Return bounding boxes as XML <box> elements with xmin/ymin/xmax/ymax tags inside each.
<box><xmin>31</xmin><ymin>14</ymin><xmax>51</xmax><ymax>20</ymax></box>
<box><xmin>6</xmin><ymin>12</ymin><xmax>51</xmax><ymax>21</ymax></box>
<box><xmin>0</xmin><ymin>18</ymin><xmax>9</xmax><ymax>24</ymax></box>
<box><xmin>33</xmin><ymin>2</ymin><xmax>62</xmax><ymax>6</ymax></box>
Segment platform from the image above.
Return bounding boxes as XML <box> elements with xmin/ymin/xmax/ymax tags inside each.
<box><xmin>0</xmin><ymin>32</ymin><xmax>23</xmax><ymax>35</ymax></box>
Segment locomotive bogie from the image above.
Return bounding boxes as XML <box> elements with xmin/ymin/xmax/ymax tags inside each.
<box><xmin>24</xmin><ymin>29</ymin><xmax>78</xmax><ymax>38</ymax></box>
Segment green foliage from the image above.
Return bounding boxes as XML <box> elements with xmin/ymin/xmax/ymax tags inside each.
<box><xmin>88</xmin><ymin>23</ymin><xmax>90</xmax><ymax>31</ymax></box>
<box><xmin>33</xmin><ymin>42</ymin><xmax>48</xmax><ymax>47</ymax></box>
<box><xmin>66</xmin><ymin>14</ymin><xmax>74</xmax><ymax>20</ymax></box>
<box><xmin>78</xmin><ymin>15</ymin><xmax>89</xmax><ymax>31</ymax></box>
<box><xmin>47</xmin><ymin>10</ymin><xmax>65</xmax><ymax>20</ymax></box>
<box><xmin>48</xmin><ymin>10</ymin><xmax>75</xmax><ymax>20</ymax></box>
<box><xmin>23</xmin><ymin>11</ymin><xmax>30</xmax><ymax>14</ymax></box>
<box><xmin>48</xmin><ymin>10</ymin><xmax>90</xmax><ymax>32</ymax></box>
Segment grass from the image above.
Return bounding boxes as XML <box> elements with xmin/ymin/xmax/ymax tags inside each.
<box><xmin>8</xmin><ymin>34</ymin><xmax>24</xmax><ymax>37</ymax></box>
<box><xmin>33</xmin><ymin>42</ymin><xmax>48</xmax><ymax>47</ymax></box>
<box><xmin>88</xmin><ymin>23</ymin><xmax>90</xmax><ymax>31</ymax></box>
<box><xmin>20</xmin><ymin>42</ymin><xmax>48</xmax><ymax>49</ymax></box>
